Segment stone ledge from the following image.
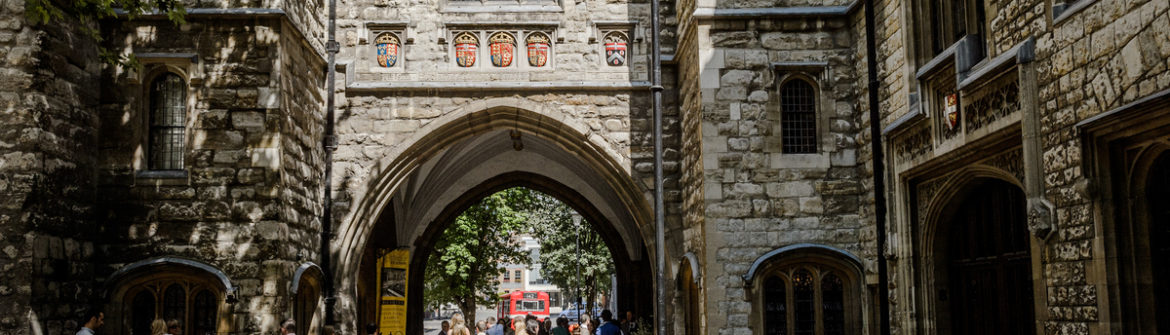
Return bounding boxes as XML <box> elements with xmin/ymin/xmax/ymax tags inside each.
<box><xmin>345</xmin><ymin>80</ymin><xmax>653</xmax><ymax>92</ymax></box>
<box><xmin>692</xmin><ymin>3</ymin><xmax>859</xmax><ymax>21</ymax></box>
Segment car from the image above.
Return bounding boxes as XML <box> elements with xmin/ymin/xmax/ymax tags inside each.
<box><xmin>556</xmin><ymin>304</ymin><xmax>602</xmax><ymax>322</ymax></box>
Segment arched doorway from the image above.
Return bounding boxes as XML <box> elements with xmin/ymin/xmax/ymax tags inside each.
<box><xmin>1143</xmin><ymin>151</ymin><xmax>1170</xmax><ymax>333</ymax></box>
<box><xmin>937</xmin><ymin>178</ymin><xmax>1033</xmax><ymax>335</ymax></box>
<box><xmin>333</xmin><ymin>106</ymin><xmax>657</xmax><ymax>335</ymax></box>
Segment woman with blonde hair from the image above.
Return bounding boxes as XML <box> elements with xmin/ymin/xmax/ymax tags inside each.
<box><xmin>449</xmin><ymin>313</ymin><xmax>472</xmax><ymax>335</ymax></box>
<box><xmin>150</xmin><ymin>319</ymin><xmax>168</xmax><ymax>335</ymax></box>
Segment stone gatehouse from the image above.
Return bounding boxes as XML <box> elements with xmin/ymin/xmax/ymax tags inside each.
<box><xmin>1</xmin><ymin>0</ymin><xmax>1168</xmax><ymax>334</ymax></box>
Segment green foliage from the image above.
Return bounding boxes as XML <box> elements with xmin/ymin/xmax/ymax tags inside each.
<box><xmin>24</xmin><ymin>0</ymin><xmax>187</xmax><ymax>66</ymax></box>
<box><xmin>424</xmin><ymin>187</ymin><xmax>535</xmax><ymax>322</ymax></box>
<box><xmin>525</xmin><ymin>192</ymin><xmax>615</xmax><ymax>312</ymax></box>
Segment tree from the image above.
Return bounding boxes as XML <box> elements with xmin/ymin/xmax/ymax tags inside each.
<box><xmin>25</xmin><ymin>0</ymin><xmax>187</xmax><ymax>65</ymax></box>
<box><xmin>525</xmin><ymin>193</ymin><xmax>615</xmax><ymax>314</ymax></box>
<box><xmin>424</xmin><ymin>187</ymin><xmax>534</xmax><ymax>323</ymax></box>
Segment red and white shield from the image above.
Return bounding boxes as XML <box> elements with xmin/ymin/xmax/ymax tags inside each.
<box><xmin>605</xmin><ymin>36</ymin><xmax>627</xmax><ymax>66</ymax></box>
<box><xmin>527</xmin><ymin>41</ymin><xmax>548</xmax><ymax>67</ymax></box>
<box><xmin>454</xmin><ymin>32</ymin><xmax>478</xmax><ymax>67</ymax></box>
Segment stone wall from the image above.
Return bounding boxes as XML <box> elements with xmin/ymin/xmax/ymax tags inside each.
<box><xmin>688</xmin><ymin>9</ymin><xmax>866</xmax><ymax>335</ymax></box>
<box><xmin>0</xmin><ymin>1</ymin><xmax>102</xmax><ymax>334</ymax></box>
<box><xmin>1036</xmin><ymin>1</ymin><xmax>1169</xmax><ymax>333</ymax></box>
<box><xmin>95</xmin><ymin>14</ymin><xmax>326</xmax><ymax>334</ymax></box>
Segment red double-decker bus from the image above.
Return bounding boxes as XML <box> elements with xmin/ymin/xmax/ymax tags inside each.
<box><xmin>497</xmin><ymin>291</ymin><xmax>551</xmax><ymax>320</ymax></box>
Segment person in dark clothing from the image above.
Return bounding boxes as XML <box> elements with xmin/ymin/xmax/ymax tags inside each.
<box><xmin>550</xmin><ymin>317</ymin><xmax>570</xmax><ymax>335</ymax></box>
<box><xmin>594</xmin><ymin>310</ymin><xmax>621</xmax><ymax>335</ymax></box>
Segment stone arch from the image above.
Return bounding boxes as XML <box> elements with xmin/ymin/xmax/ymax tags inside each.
<box><xmin>332</xmin><ymin>100</ymin><xmax>656</xmax><ymax>334</ymax></box>
<box><xmin>103</xmin><ymin>257</ymin><xmax>234</xmax><ymax>335</ymax></box>
<box><xmin>742</xmin><ymin>244</ymin><xmax>865</xmax><ymax>335</ymax></box>
<box><xmin>105</xmin><ymin>256</ymin><xmax>236</xmax><ymax>299</ymax></box>
<box><xmin>335</xmin><ymin>98</ymin><xmax>649</xmax><ymax>278</ymax></box>
<box><xmin>917</xmin><ymin>168</ymin><xmax>1033</xmax><ymax>335</ymax></box>
<box><xmin>919</xmin><ymin>164</ymin><xmax>1023</xmax><ymax>258</ymax></box>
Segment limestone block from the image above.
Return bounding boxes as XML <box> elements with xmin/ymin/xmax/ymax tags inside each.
<box><xmin>766</xmin><ymin>181</ymin><xmax>814</xmax><ymax>198</ymax></box>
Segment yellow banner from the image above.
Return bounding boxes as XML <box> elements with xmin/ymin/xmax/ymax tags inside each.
<box><xmin>377</xmin><ymin>249</ymin><xmax>409</xmax><ymax>335</ymax></box>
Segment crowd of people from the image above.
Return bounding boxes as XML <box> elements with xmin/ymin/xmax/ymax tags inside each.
<box><xmin>432</xmin><ymin>310</ymin><xmax>641</xmax><ymax>335</ymax></box>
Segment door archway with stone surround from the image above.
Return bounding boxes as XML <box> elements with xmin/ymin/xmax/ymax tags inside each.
<box><xmin>915</xmin><ymin>167</ymin><xmax>1038</xmax><ymax>335</ymax></box>
<box><xmin>330</xmin><ymin>100</ymin><xmax>659</xmax><ymax>334</ymax></box>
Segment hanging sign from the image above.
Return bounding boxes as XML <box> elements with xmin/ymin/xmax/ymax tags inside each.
<box><xmin>377</xmin><ymin>249</ymin><xmax>410</xmax><ymax>335</ymax></box>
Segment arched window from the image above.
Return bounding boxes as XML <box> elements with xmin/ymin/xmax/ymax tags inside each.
<box><xmin>110</xmin><ymin>266</ymin><xmax>225</xmax><ymax>335</ymax></box>
<box><xmin>149</xmin><ymin>73</ymin><xmax>187</xmax><ymax>170</ymax></box>
<box><xmin>759</xmin><ymin>267</ymin><xmax>850</xmax><ymax>335</ymax></box>
<box><xmin>779</xmin><ymin>79</ymin><xmax>817</xmax><ymax>154</ymax></box>
<box><xmin>749</xmin><ymin>246</ymin><xmax>860</xmax><ymax>335</ymax></box>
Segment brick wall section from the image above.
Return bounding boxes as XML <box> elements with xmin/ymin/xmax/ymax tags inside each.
<box><xmin>0</xmin><ymin>1</ymin><xmax>102</xmax><ymax>334</ymax></box>
<box><xmin>1036</xmin><ymin>1</ymin><xmax>1170</xmax><ymax>333</ymax></box>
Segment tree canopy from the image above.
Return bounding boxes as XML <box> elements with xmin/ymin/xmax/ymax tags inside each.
<box><xmin>423</xmin><ymin>187</ymin><xmax>534</xmax><ymax>323</ymax></box>
<box><xmin>525</xmin><ymin>192</ymin><xmax>614</xmax><ymax>313</ymax></box>
<box><xmin>423</xmin><ymin>187</ymin><xmax>615</xmax><ymax>322</ymax></box>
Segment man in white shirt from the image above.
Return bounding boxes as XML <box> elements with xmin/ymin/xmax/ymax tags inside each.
<box><xmin>76</xmin><ymin>309</ymin><xmax>104</xmax><ymax>335</ymax></box>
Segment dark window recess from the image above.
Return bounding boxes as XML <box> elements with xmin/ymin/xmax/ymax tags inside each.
<box><xmin>1147</xmin><ymin>153</ymin><xmax>1170</xmax><ymax>334</ymax></box>
<box><xmin>764</xmin><ymin>276</ymin><xmax>787</xmax><ymax>335</ymax></box>
<box><xmin>792</xmin><ymin>270</ymin><xmax>815</xmax><ymax>335</ymax></box>
<box><xmin>780</xmin><ymin>80</ymin><xmax>817</xmax><ymax>154</ymax></box>
<box><xmin>132</xmin><ymin>291</ymin><xmax>156</xmax><ymax>335</ymax></box>
<box><xmin>822</xmin><ymin>274</ymin><xmax>845</xmax><ymax>335</ymax></box>
<box><xmin>163</xmin><ymin>284</ymin><xmax>187</xmax><ymax>322</ymax></box>
<box><xmin>150</xmin><ymin>74</ymin><xmax>187</xmax><ymax>170</ymax></box>
<box><xmin>193</xmin><ymin>290</ymin><xmax>218</xmax><ymax>335</ymax></box>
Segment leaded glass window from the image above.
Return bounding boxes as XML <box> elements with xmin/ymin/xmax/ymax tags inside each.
<box><xmin>764</xmin><ymin>276</ymin><xmax>787</xmax><ymax>335</ymax></box>
<box><xmin>780</xmin><ymin>79</ymin><xmax>817</xmax><ymax>154</ymax></box>
<box><xmin>150</xmin><ymin>74</ymin><xmax>186</xmax><ymax>170</ymax></box>
<box><xmin>759</xmin><ymin>266</ymin><xmax>853</xmax><ymax>335</ymax></box>
<box><xmin>120</xmin><ymin>279</ymin><xmax>219</xmax><ymax>335</ymax></box>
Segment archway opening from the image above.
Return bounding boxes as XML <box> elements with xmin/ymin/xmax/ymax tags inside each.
<box><xmin>416</xmin><ymin>186</ymin><xmax>620</xmax><ymax>332</ymax></box>
<box><xmin>338</xmin><ymin>113</ymin><xmax>656</xmax><ymax>335</ymax></box>
<box><xmin>934</xmin><ymin>178</ymin><xmax>1033</xmax><ymax>335</ymax></box>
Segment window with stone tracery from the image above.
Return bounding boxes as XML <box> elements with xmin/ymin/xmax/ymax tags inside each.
<box><xmin>149</xmin><ymin>73</ymin><xmax>187</xmax><ymax>170</ymax></box>
<box><xmin>120</xmin><ymin>278</ymin><xmax>220</xmax><ymax>335</ymax></box>
<box><xmin>761</xmin><ymin>266</ymin><xmax>847</xmax><ymax>335</ymax></box>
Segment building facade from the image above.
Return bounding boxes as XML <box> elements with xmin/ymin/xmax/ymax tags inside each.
<box><xmin>0</xmin><ymin>0</ymin><xmax>1167</xmax><ymax>334</ymax></box>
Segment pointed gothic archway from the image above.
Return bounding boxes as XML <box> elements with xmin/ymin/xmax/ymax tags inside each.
<box><xmin>331</xmin><ymin>101</ymin><xmax>658</xmax><ymax>335</ymax></box>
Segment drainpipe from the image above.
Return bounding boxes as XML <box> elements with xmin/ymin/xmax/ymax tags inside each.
<box><xmin>323</xmin><ymin>0</ymin><xmax>340</xmax><ymax>328</ymax></box>
<box><xmin>863</xmin><ymin>0</ymin><xmax>891</xmax><ymax>334</ymax></box>
<box><xmin>649</xmin><ymin>0</ymin><xmax>665</xmax><ymax>332</ymax></box>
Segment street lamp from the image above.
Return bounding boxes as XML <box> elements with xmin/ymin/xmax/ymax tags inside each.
<box><xmin>572</xmin><ymin>214</ymin><xmax>582</xmax><ymax>325</ymax></box>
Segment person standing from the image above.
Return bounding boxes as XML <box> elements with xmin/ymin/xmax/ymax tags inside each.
<box><xmin>575</xmin><ymin>314</ymin><xmax>591</xmax><ymax>335</ymax></box>
<box><xmin>449</xmin><ymin>313</ymin><xmax>471</xmax><ymax>335</ymax></box>
<box><xmin>151</xmin><ymin>319</ymin><xmax>168</xmax><ymax>335</ymax></box>
<box><xmin>76</xmin><ymin>309</ymin><xmax>104</xmax><ymax>335</ymax></box>
<box><xmin>503</xmin><ymin>318</ymin><xmax>516</xmax><ymax>335</ymax></box>
<box><xmin>486</xmin><ymin>317</ymin><xmax>502</xmax><ymax>335</ymax></box>
<box><xmin>550</xmin><ymin>317</ymin><xmax>570</xmax><ymax>335</ymax></box>
<box><xmin>166</xmin><ymin>320</ymin><xmax>182</xmax><ymax>335</ymax></box>
<box><xmin>281</xmin><ymin>319</ymin><xmax>297</xmax><ymax>335</ymax></box>
<box><xmin>511</xmin><ymin>317</ymin><xmax>526</xmax><ymax>335</ymax></box>
<box><xmin>439</xmin><ymin>320</ymin><xmax>451</xmax><ymax>335</ymax></box>
<box><xmin>366</xmin><ymin>323</ymin><xmax>381</xmax><ymax>335</ymax></box>
<box><xmin>594</xmin><ymin>311</ymin><xmax>620</xmax><ymax>335</ymax></box>
<box><xmin>620</xmin><ymin>311</ymin><xmax>637</xmax><ymax>335</ymax></box>
<box><xmin>524</xmin><ymin>320</ymin><xmax>539</xmax><ymax>335</ymax></box>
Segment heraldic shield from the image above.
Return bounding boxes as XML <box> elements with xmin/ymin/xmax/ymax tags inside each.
<box><xmin>604</xmin><ymin>33</ymin><xmax>627</xmax><ymax>66</ymax></box>
<box><xmin>375</xmin><ymin>33</ymin><xmax>399</xmax><ymax>68</ymax></box>
<box><xmin>454</xmin><ymin>32</ymin><xmax>478</xmax><ymax>67</ymax></box>
<box><xmin>490</xmin><ymin>32</ymin><xmax>516</xmax><ymax>67</ymax></box>
<box><xmin>526</xmin><ymin>33</ymin><xmax>550</xmax><ymax>67</ymax></box>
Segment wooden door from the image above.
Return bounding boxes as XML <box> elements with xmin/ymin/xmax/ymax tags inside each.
<box><xmin>947</xmin><ymin>179</ymin><xmax>1033</xmax><ymax>335</ymax></box>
